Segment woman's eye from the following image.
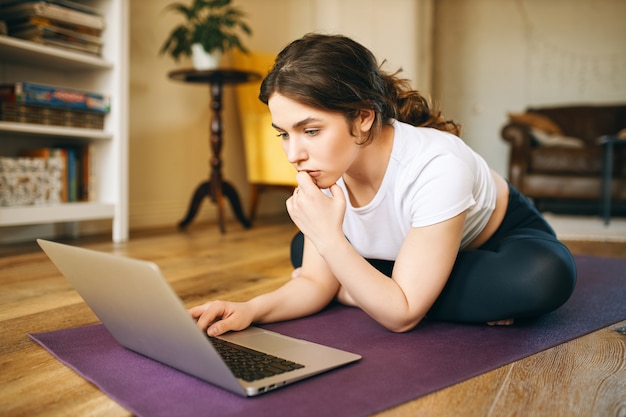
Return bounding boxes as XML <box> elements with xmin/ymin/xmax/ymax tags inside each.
<box><xmin>276</xmin><ymin>132</ymin><xmax>289</xmax><ymax>140</ymax></box>
<box><xmin>304</xmin><ymin>129</ymin><xmax>319</xmax><ymax>136</ymax></box>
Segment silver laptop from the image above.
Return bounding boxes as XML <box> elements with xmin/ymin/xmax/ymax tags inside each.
<box><xmin>37</xmin><ymin>239</ymin><xmax>361</xmax><ymax>397</ymax></box>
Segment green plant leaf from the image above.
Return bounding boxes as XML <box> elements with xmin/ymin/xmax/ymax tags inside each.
<box><xmin>159</xmin><ymin>0</ymin><xmax>252</xmax><ymax>58</ymax></box>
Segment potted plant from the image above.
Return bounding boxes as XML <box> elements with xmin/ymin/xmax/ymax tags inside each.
<box><xmin>160</xmin><ymin>0</ymin><xmax>252</xmax><ymax>70</ymax></box>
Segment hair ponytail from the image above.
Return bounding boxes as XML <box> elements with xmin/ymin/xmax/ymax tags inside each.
<box><xmin>381</xmin><ymin>71</ymin><xmax>461</xmax><ymax>136</ymax></box>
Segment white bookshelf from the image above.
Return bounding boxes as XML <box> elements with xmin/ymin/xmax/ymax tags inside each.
<box><xmin>0</xmin><ymin>0</ymin><xmax>129</xmax><ymax>242</ymax></box>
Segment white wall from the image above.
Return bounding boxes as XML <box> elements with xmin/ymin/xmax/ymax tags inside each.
<box><xmin>433</xmin><ymin>0</ymin><xmax>626</xmax><ymax>176</ymax></box>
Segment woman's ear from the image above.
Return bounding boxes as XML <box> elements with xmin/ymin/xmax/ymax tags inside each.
<box><xmin>358</xmin><ymin>109</ymin><xmax>376</xmax><ymax>132</ymax></box>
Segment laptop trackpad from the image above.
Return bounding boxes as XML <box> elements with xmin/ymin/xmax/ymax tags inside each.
<box><xmin>219</xmin><ymin>327</ymin><xmax>307</xmax><ymax>354</ymax></box>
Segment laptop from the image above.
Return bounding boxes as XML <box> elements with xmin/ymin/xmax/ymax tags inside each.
<box><xmin>37</xmin><ymin>239</ymin><xmax>361</xmax><ymax>397</ymax></box>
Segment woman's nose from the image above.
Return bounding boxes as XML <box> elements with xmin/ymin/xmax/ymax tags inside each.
<box><xmin>286</xmin><ymin>138</ymin><xmax>306</xmax><ymax>164</ymax></box>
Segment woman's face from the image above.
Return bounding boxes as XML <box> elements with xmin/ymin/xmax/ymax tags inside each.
<box><xmin>268</xmin><ymin>93</ymin><xmax>368</xmax><ymax>189</ymax></box>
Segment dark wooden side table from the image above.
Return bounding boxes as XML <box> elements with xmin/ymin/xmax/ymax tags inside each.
<box><xmin>169</xmin><ymin>69</ymin><xmax>261</xmax><ymax>233</ymax></box>
<box><xmin>599</xmin><ymin>135</ymin><xmax>626</xmax><ymax>225</ymax></box>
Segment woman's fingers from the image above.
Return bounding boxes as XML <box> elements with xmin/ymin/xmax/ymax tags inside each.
<box><xmin>188</xmin><ymin>301</ymin><xmax>224</xmax><ymax>331</ymax></box>
<box><xmin>188</xmin><ymin>301</ymin><xmax>253</xmax><ymax>336</ymax></box>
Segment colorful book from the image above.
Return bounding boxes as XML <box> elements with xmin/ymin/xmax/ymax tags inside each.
<box><xmin>79</xmin><ymin>144</ymin><xmax>92</xmax><ymax>201</ymax></box>
<box><xmin>0</xmin><ymin>82</ymin><xmax>110</xmax><ymax>113</ymax></box>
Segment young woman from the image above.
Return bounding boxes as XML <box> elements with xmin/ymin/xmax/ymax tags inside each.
<box><xmin>190</xmin><ymin>33</ymin><xmax>576</xmax><ymax>336</ymax></box>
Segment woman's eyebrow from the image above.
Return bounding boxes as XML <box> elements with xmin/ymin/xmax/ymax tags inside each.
<box><xmin>272</xmin><ymin>117</ymin><xmax>322</xmax><ymax>131</ymax></box>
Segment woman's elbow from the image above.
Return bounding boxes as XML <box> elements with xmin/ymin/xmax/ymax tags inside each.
<box><xmin>382</xmin><ymin>315</ymin><xmax>424</xmax><ymax>333</ymax></box>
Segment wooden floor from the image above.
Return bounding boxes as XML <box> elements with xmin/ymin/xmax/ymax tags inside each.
<box><xmin>1</xmin><ymin>216</ymin><xmax>625</xmax><ymax>417</ymax></box>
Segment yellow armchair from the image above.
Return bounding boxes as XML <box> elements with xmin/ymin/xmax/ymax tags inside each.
<box><xmin>233</xmin><ymin>51</ymin><xmax>297</xmax><ymax>222</ymax></box>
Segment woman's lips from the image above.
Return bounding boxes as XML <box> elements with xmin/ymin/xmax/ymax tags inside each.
<box><xmin>302</xmin><ymin>170</ymin><xmax>321</xmax><ymax>178</ymax></box>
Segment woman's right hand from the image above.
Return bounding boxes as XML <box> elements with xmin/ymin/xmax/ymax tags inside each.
<box><xmin>188</xmin><ymin>300</ymin><xmax>255</xmax><ymax>337</ymax></box>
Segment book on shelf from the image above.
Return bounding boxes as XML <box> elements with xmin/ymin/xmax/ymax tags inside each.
<box><xmin>0</xmin><ymin>102</ymin><xmax>106</xmax><ymax>129</ymax></box>
<box><xmin>0</xmin><ymin>0</ymin><xmax>101</xmax><ymax>16</ymax></box>
<box><xmin>20</xmin><ymin>34</ymin><xmax>102</xmax><ymax>55</ymax></box>
<box><xmin>19</xmin><ymin>144</ymin><xmax>93</xmax><ymax>203</ymax></box>
<box><xmin>0</xmin><ymin>0</ymin><xmax>105</xmax><ymax>32</ymax></box>
<box><xmin>7</xmin><ymin>15</ymin><xmax>102</xmax><ymax>37</ymax></box>
<box><xmin>0</xmin><ymin>81</ymin><xmax>110</xmax><ymax>113</ymax></box>
<box><xmin>10</xmin><ymin>24</ymin><xmax>103</xmax><ymax>55</ymax></box>
<box><xmin>10</xmin><ymin>18</ymin><xmax>103</xmax><ymax>44</ymax></box>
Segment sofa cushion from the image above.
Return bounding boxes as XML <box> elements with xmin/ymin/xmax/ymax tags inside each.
<box><xmin>530</xmin><ymin>128</ymin><xmax>584</xmax><ymax>148</ymax></box>
<box><xmin>508</xmin><ymin>112</ymin><xmax>563</xmax><ymax>135</ymax></box>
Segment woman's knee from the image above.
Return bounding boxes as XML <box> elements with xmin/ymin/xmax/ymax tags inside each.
<box><xmin>515</xmin><ymin>240</ymin><xmax>577</xmax><ymax>316</ymax></box>
<box><xmin>445</xmin><ymin>236</ymin><xmax>577</xmax><ymax>321</ymax></box>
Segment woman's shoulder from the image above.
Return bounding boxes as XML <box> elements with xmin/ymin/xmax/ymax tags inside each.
<box><xmin>394</xmin><ymin>120</ymin><xmax>462</xmax><ymax>143</ymax></box>
<box><xmin>391</xmin><ymin>121</ymin><xmax>464</xmax><ymax>161</ymax></box>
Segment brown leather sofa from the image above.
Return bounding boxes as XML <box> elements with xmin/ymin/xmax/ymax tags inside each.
<box><xmin>501</xmin><ymin>104</ymin><xmax>626</xmax><ymax>215</ymax></box>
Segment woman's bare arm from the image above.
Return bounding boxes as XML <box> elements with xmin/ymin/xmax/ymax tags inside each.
<box><xmin>315</xmin><ymin>213</ymin><xmax>465</xmax><ymax>332</ymax></box>
<box><xmin>189</xmin><ymin>246</ymin><xmax>340</xmax><ymax>336</ymax></box>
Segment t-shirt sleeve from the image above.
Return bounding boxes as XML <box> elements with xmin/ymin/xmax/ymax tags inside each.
<box><xmin>404</xmin><ymin>154</ymin><xmax>476</xmax><ymax>227</ymax></box>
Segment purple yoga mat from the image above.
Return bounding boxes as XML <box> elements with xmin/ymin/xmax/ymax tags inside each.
<box><xmin>30</xmin><ymin>255</ymin><xmax>626</xmax><ymax>417</ymax></box>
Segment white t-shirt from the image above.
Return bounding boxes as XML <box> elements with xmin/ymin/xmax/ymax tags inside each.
<box><xmin>333</xmin><ymin>120</ymin><xmax>496</xmax><ymax>260</ymax></box>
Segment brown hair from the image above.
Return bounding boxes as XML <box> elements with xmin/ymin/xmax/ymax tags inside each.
<box><xmin>259</xmin><ymin>33</ymin><xmax>460</xmax><ymax>145</ymax></box>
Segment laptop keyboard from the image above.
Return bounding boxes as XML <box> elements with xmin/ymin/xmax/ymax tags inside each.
<box><xmin>209</xmin><ymin>337</ymin><xmax>305</xmax><ymax>382</ymax></box>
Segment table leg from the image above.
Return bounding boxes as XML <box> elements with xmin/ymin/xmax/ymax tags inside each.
<box><xmin>601</xmin><ymin>140</ymin><xmax>614</xmax><ymax>226</ymax></box>
<box><xmin>208</xmin><ymin>81</ymin><xmax>226</xmax><ymax>232</ymax></box>
<box><xmin>222</xmin><ymin>180</ymin><xmax>251</xmax><ymax>229</ymax></box>
<box><xmin>178</xmin><ymin>180</ymin><xmax>251</xmax><ymax>231</ymax></box>
<box><xmin>178</xmin><ymin>81</ymin><xmax>251</xmax><ymax>232</ymax></box>
<box><xmin>178</xmin><ymin>181</ymin><xmax>211</xmax><ymax>230</ymax></box>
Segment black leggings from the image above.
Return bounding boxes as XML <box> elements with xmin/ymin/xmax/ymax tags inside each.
<box><xmin>290</xmin><ymin>184</ymin><xmax>577</xmax><ymax>323</ymax></box>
